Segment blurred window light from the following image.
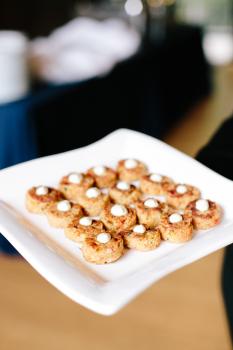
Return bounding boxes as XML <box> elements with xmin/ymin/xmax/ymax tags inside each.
<box><xmin>175</xmin><ymin>0</ymin><xmax>233</xmax><ymax>66</ymax></box>
<box><xmin>124</xmin><ymin>0</ymin><xmax>143</xmax><ymax>16</ymax></box>
<box><xmin>176</xmin><ymin>0</ymin><xmax>232</xmax><ymax>27</ymax></box>
<box><xmin>203</xmin><ymin>27</ymin><xmax>233</xmax><ymax>66</ymax></box>
<box><xmin>176</xmin><ymin>0</ymin><xmax>208</xmax><ymax>25</ymax></box>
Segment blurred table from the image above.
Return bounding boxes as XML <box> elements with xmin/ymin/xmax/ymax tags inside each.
<box><xmin>32</xmin><ymin>25</ymin><xmax>211</xmax><ymax>156</ymax></box>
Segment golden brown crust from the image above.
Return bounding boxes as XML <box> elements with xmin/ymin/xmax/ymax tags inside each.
<box><xmin>109</xmin><ymin>184</ymin><xmax>141</xmax><ymax>205</ymax></box>
<box><xmin>87</xmin><ymin>166</ymin><xmax>117</xmax><ymax>188</ymax></box>
<box><xmin>76</xmin><ymin>192</ymin><xmax>109</xmax><ymax>216</ymax></box>
<box><xmin>28</xmin><ymin>187</ymin><xmax>63</xmax><ymax>203</ymax></box>
<box><xmin>45</xmin><ymin>202</ymin><xmax>83</xmax><ymax>228</ymax></box>
<box><xmin>59</xmin><ymin>173</ymin><xmax>94</xmax><ymax>201</ymax></box>
<box><xmin>159</xmin><ymin>209</ymin><xmax>194</xmax><ymax>243</ymax></box>
<box><xmin>166</xmin><ymin>184</ymin><xmax>200</xmax><ymax>209</ymax></box>
<box><xmin>25</xmin><ymin>158</ymin><xmax>223</xmax><ymax>265</ymax></box>
<box><xmin>187</xmin><ymin>200</ymin><xmax>222</xmax><ymax>229</ymax></box>
<box><xmin>82</xmin><ymin>232</ymin><xmax>124</xmax><ymax>264</ymax></box>
<box><xmin>123</xmin><ymin>226</ymin><xmax>161</xmax><ymax>251</ymax></box>
<box><xmin>100</xmin><ymin>203</ymin><xmax>137</xmax><ymax>232</ymax></box>
<box><xmin>65</xmin><ymin>218</ymin><xmax>104</xmax><ymax>243</ymax></box>
<box><xmin>26</xmin><ymin>187</ymin><xmax>64</xmax><ymax>214</ymax></box>
<box><xmin>135</xmin><ymin>199</ymin><xmax>168</xmax><ymax>228</ymax></box>
<box><xmin>117</xmin><ymin>159</ymin><xmax>148</xmax><ymax>182</ymax></box>
<box><xmin>140</xmin><ymin>174</ymin><xmax>173</xmax><ymax>195</ymax></box>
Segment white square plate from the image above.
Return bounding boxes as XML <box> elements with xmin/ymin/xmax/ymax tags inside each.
<box><xmin>0</xmin><ymin>129</ymin><xmax>233</xmax><ymax>315</ymax></box>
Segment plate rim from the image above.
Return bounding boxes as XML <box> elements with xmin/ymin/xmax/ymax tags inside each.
<box><xmin>0</xmin><ymin>128</ymin><xmax>233</xmax><ymax>315</ymax></box>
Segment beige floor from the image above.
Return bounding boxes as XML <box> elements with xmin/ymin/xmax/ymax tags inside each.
<box><xmin>1</xmin><ymin>67</ymin><xmax>233</xmax><ymax>350</ymax></box>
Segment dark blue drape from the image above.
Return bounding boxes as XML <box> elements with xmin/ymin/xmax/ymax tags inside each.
<box><xmin>0</xmin><ymin>95</ymin><xmax>37</xmax><ymax>253</ymax></box>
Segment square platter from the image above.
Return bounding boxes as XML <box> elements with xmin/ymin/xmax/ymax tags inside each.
<box><xmin>0</xmin><ymin>129</ymin><xmax>233</xmax><ymax>315</ymax></box>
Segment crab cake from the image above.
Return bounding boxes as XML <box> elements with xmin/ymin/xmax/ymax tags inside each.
<box><xmin>100</xmin><ymin>203</ymin><xmax>137</xmax><ymax>232</ymax></box>
<box><xmin>65</xmin><ymin>216</ymin><xmax>104</xmax><ymax>244</ymax></box>
<box><xmin>82</xmin><ymin>232</ymin><xmax>124</xmax><ymax>264</ymax></box>
<box><xmin>140</xmin><ymin>173</ymin><xmax>174</xmax><ymax>195</ymax></box>
<box><xmin>87</xmin><ymin>165</ymin><xmax>117</xmax><ymax>188</ymax></box>
<box><xmin>117</xmin><ymin>159</ymin><xmax>148</xmax><ymax>182</ymax></box>
<box><xmin>76</xmin><ymin>187</ymin><xmax>109</xmax><ymax>216</ymax></box>
<box><xmin>123</xmin><ymin>224</ymin><xmax>161</xmax><ymax>251</ymax></box>
<box><xmin>45</xmin><ymin>200</ymin><xmax>83</xmax><ymax>228</ymax></box>
<box><xmin>159</xmin><ymin>210</ymin><xmax>194</xmax><ymax>243</ymax></box>
<box><xmin>187</xmin><ymin>199</ymin><xmax>222</xmax><ymax>230</ymax></box>
<box><xmin>59</xmin><ymin>172</ymin><xmax>94</xmax><ymax>201</ymax></box>
<box><xmin>26</xmin><ymin>186</ymin><xmax>64</xmax><ymax>214</ymax></box>
<box><xmin>109</xmin><ymin>181</ymin><xmax>141</xmax><ymax>205</ymax></box>
<box><xmin>135</xmin><ymin>198</ymin><xmax>168</xmax><ymax>228</ymax></box>
<box><xmin>166</xmin><ymin>184</ymin><xmax>200</xmax><ymax>209</ymax></box>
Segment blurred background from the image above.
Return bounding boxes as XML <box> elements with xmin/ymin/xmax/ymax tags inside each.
<box><xmin>0</xmin><ymin>1</ymin><xmax>233</xmax><ymax>349</ymax></box>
